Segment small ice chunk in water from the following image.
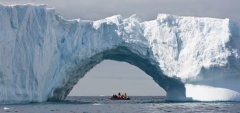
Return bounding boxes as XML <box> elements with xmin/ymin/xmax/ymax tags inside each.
<box><xmin>4</xmin><ymin>107</ymin><xmax>10</xmax><ymax>110</ymax></box>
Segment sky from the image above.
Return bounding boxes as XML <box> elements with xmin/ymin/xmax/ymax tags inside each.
<box><xmin>1</xmin><ymin>0</ymin><xmax>240</xmax><ymax>96</ymax></box>
<box><xmin>1</xmin><ymin>0</ymin><xmax>240</xmax><ymax>22</ymax></box>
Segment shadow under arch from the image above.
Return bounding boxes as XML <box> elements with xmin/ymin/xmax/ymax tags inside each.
<box><xmin>49</xmin><ymin>45</ymin><xmax>187</xmax><ymax>101</ymax></box>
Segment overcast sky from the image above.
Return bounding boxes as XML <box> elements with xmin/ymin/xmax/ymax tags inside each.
<box><xmin>1</xmin><ymin>0</ymin><xmax>240</xmax><ymax>22</ymax></box>
<box><xmin>1</xmin><ymin>0</ymin><xmax>240</xmax><ymax>96</ymax></box>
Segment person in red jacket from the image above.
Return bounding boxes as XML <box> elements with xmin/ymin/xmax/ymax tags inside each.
<box><xmin>118</xmin><ymin>92</ymin><xmax>121</xmax><ymax>98</ymax></box>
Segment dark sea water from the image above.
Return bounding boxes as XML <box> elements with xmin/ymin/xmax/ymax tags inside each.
<box><xmin>1</xmin><ymin>96</ymin><xmax>240</xmax><ymax>113</ymax></box>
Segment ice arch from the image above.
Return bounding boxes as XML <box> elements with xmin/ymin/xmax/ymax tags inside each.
<box><xmin>0</xmin><ymin>4</ymin><xmax>240</xmax><ymax>103</ymax></box>
<box><xmin>50</xmin><ymin>45</ymin><xmax>186</xmax><ymax>101</ymax></box>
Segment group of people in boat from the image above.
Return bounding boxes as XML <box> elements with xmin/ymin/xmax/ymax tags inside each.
<box><xmin>110</xmin><ymin>92</ymin><xmax>129</xmax><ymax>100</ymax></box>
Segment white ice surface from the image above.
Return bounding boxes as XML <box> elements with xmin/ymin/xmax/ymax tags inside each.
<box><xmin>186</xmin><ymin>84</ymin><xmax>240</xmax><ymax>101</ymax></box>
<box><xmin>0</xmin><ymin>3</ymin><xmax>240</xmax><ymax>103</ymax></box>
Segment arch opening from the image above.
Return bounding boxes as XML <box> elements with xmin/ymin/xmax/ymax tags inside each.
<box><xmin>68</xmin><ymin>60</ymin><xmax>166</xmax><ymax>96</ymax></box>
<box><xmin>49</xmin><ymin>46</ymin><xmax>187</xmax><ymax>101</ymax></box>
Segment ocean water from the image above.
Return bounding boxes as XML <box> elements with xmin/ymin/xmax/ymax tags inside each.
<box><xmin>0</xmin><ymin>96</ymin><xmax>240</xmax><ymax>113</ymax></box>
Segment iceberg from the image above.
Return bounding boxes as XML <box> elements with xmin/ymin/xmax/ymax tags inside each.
<box><xmin>0</xmin><ymin>3</ymin><xmax>240</xmax><ymax>104</ymax></box>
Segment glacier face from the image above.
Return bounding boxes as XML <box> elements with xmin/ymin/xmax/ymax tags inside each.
<box><xmin>0</xmin><ymin>3</ymin><xmax>240</xmax><ymax>104</ymax></box>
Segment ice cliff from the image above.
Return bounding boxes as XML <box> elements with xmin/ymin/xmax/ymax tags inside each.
<box><xmin>0</xmin><ymin>3</ymin><xmax>240</xmax><ymax>104</ymax></box>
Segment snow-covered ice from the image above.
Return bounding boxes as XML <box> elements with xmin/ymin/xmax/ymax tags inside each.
<box><xmin>0</xmin><ymin>3</ymin><xmax>240</xmax><ymax>104</ymax></box>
